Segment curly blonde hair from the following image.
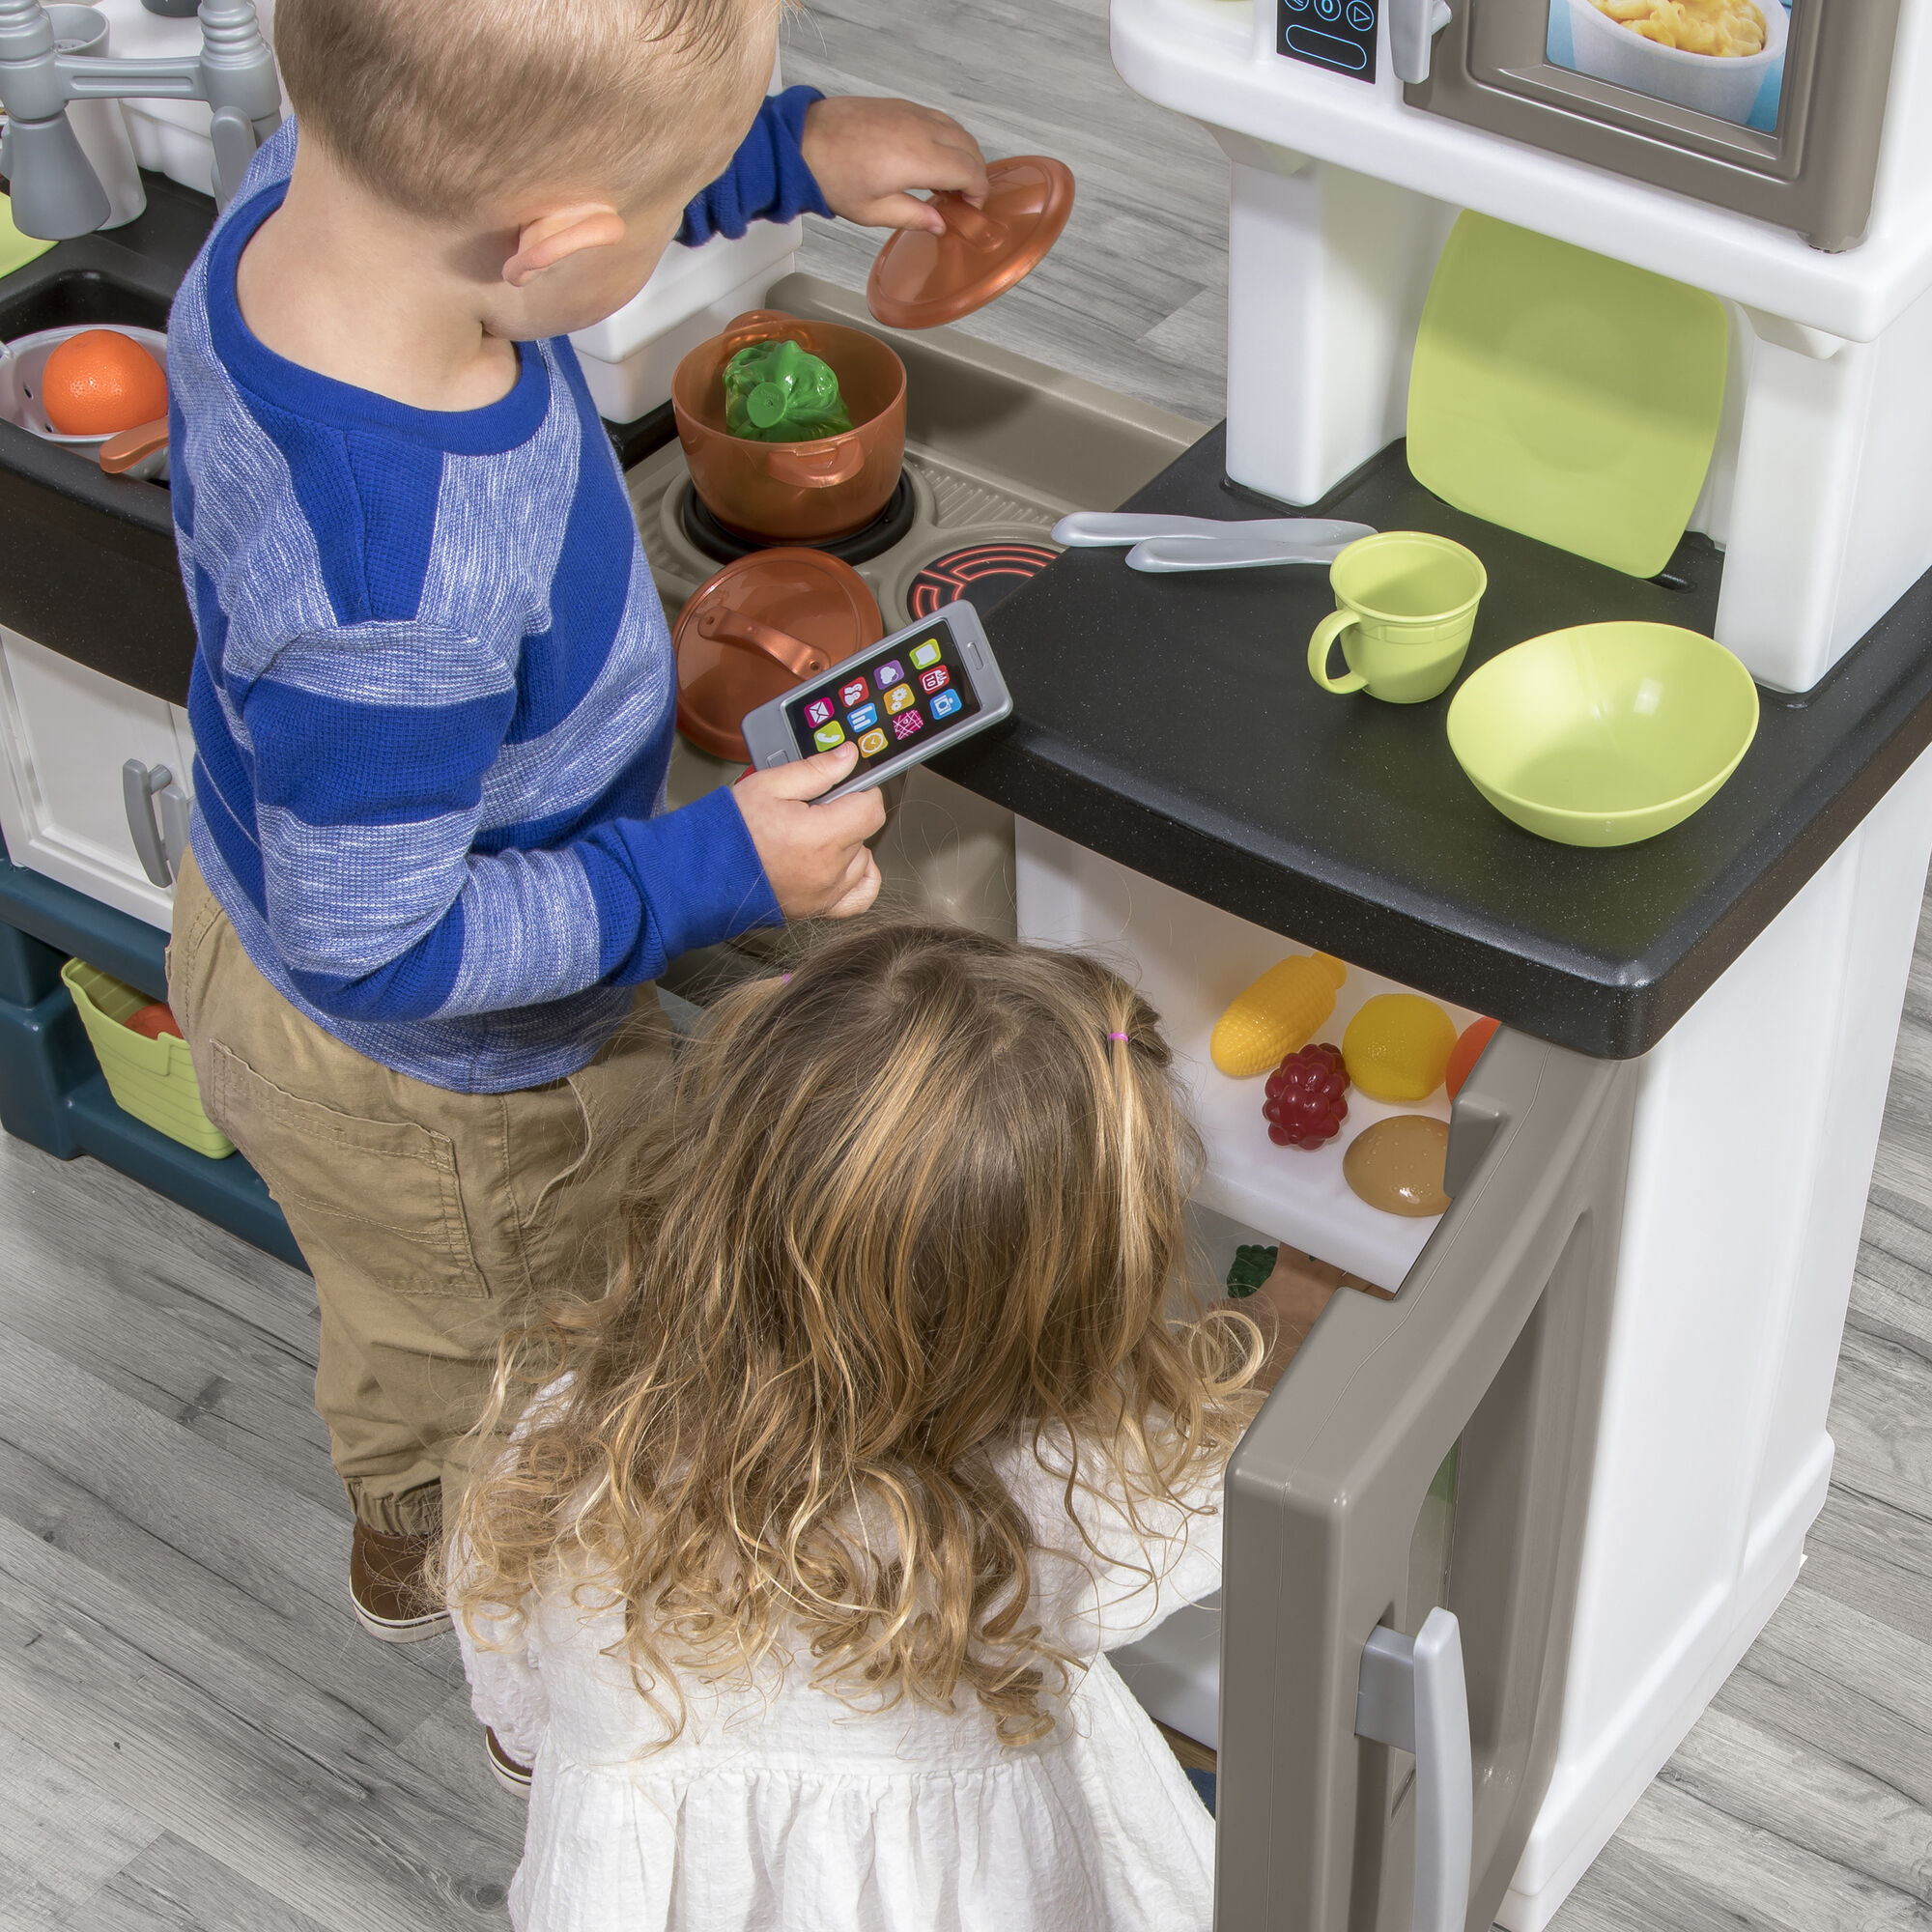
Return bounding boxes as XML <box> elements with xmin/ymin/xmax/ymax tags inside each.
<box><xmin>450</xmin><ymin>921</ymin><xmax>1260</xmax><ymax>1746</ymax></box>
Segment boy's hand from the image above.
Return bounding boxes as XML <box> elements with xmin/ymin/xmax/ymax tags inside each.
<box><xmin>734</xmin><ymin>743</ymin><xmax>885</xmax><ymax>919</ymax></box>
<box><xmin>801</xmin><ymin>97</ymin><xmax>990</xmax><ymax>235</ymax></box>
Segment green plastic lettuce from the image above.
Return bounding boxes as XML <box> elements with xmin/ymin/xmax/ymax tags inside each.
<box><xmin>1225</xmin><ymin>1244</ymin><xmax>1279</xmax><ymax>1299</ymax></box>
<box><xmin>724</xmin><ymin>338</ymin><xmax>854</xmax><ymax>442</ymax></box>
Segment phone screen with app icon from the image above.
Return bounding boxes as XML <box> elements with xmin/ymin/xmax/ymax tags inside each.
<box><xmin>784</xmin><ymin>621</ymin><xmax>983</xmax><ymax>777</ymax></box>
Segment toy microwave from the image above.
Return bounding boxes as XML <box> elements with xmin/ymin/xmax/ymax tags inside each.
<box><xmin>1297</xmin><ymin>0</ymin><xmax>1908</xmax><ymax>251</ymax></box>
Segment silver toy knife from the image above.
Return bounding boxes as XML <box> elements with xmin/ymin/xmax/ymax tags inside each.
<box><xmin>1052</xmin><ymin>511</ymin><xmax>1374</xmax><ymax>549</ymax></box>
<box><xmin>1123</xmin><ymin>536</ymin><xmax>1355</xmax><ymax>573</ymax></box>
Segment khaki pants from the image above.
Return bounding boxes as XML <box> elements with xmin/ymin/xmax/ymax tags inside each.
<box><xmin>168</xmin><ymin>851</ymin><xmax>671</xmax><ymax>1537</ymax></box>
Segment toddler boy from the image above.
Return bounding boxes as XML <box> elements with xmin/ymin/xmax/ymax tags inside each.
<box><xmin>165</xmin><ymin>0</ymin><xmax>989</xmax><ymax>1638</ymax></box>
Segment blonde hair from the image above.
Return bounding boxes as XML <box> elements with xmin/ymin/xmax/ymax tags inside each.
<box><xmin>451</xmin><ymin>921</ymin><xmax>1260</xmax><ymax>1747</ymax></box>
<box><xmin>274</xmin><ymin>0</ymin><xmax>768</xmax><ymax>220</ymax></box>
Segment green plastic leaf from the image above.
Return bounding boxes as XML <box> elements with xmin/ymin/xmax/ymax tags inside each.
<box><xmin>1226</xmin><ymin>1244</ymin><xmax>1279</xmax><ymax>1299</ymax></box>
<box><xmin>724</xmin><ymin>338</ymin><xmax>854</xmax><ymax>443</ymax></box>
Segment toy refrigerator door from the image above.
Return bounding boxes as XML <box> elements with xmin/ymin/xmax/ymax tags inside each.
<box><xmin>1209</xmin><ymin>1027</ymin><xmax>1634</xmax><ymax>1932</ymax></box>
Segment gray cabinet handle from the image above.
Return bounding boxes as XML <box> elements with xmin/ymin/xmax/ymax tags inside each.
<box><xmin>158</xmin><ymin>780</ymin><xmax>190</xmax><ymax>881</ymax></box>
<box><xmin>123</xmin><ymin>758</ymin><xmax>185</xmax><ymax>888</ymax></box>
<box><xmin>1356</xmin><ymin>1608</ymin><xmax>1473</xmax><ymax>1932</ymax></box>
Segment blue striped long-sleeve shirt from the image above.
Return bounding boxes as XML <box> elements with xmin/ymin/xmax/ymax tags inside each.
<box><xmin>173</xmin><ymin>104</ymin><xmax>829</xmax><ymax>1093</ymax></box>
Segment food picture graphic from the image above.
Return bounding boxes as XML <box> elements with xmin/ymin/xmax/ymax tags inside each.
<box><xmin>1593</xmin><ymin>0</ymin><xmax>1764</xmax><ymax>55</ymax></box>
<box><xmin>1547</xmin><ymin>0</ymin><xmax>1789</xmax><ymax>128</ymax></box>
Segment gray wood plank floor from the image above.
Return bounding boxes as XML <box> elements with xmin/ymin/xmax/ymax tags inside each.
<box><xmin>2</xmin><ymin>2</ymin><xmax>1928</xmax><ymax>1924</ymax></box>
<box><xmin>4</xmin><ymin>913</ymin><xmax>1928</xmax><ymax>1932</ymax></box>
<box><xmin>784</xmin><ymin>0</ymin><xmax>1233</xmax><ymax>426</ymax></box>
<box><xmin>3</xmin><ymin>908</ymin><xmax>1928</xmax><ymax>1932</ymax></box>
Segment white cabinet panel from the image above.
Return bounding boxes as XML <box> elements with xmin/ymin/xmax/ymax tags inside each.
<box><xmin>0</xmin><ymin>627</ymin><xmax>192</xmax><ymax>930</ymax></box>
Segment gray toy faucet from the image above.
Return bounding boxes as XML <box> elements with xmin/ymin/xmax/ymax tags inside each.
<box><xmin>0</xmin><ymin>0</ymin><xmax>281</xmax><ymax>237</ymax></box>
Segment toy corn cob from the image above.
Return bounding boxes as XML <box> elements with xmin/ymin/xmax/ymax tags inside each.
<box><xmin>1210</xmin><ymin>952</ymin><xmax>1349</xmax><ymax>1076</ymax></box>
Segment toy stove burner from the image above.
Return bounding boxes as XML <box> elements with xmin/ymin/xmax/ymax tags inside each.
<box><xmin>907</xmin><ymin>540</ymin><xmax>1058</xmax><ymax>619</ymax></box>
<box><xmin>679</xmin><ymin>473</ymin><xmax>918</xmax><ymax>568</ymax></box>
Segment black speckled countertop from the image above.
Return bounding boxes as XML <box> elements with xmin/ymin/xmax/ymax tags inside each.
<box><xmin>940</xmin><ymin>425</ymin><xmax>1932</xmax><ymax>1059</ymax></box>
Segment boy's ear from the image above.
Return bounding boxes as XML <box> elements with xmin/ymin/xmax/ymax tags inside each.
<box><xmin>503</xmin><ymin>204</ymin><xmax>627</xmax><ymax>288</ymax></box>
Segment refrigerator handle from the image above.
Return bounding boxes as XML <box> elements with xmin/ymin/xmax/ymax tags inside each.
<box><xmin>1356</xmin><ymin>1608</ymin><xmax>1474</xmax><ymax>1932</ymax></box>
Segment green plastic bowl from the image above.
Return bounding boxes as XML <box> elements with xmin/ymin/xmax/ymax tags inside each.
<box><xmin>1446</xmin><ymin>622</ymin><xmax>1759</xmax><ymax>847</ymax></box>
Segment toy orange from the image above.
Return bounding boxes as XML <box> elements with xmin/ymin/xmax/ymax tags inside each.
<box><xmin>126</xmin><ymin>1001</ymin><xmax>184</xmax><ymax>1041</ymax></box>
<box><xmin>1444</xmin><ymin>1015</ymin><xmax>1499</xmax><ymax>1099</ymax></box>
<box><xmin>42</xmin><ymin>329</ymin><xmax>168</xmax><ymax>437</ymax></box>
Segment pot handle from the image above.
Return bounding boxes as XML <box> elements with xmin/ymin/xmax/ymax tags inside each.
<box><xmin>763</xmin><ymin>441</ymin><xmax>866</xmax><ymax>488</ymax></box>
<box><xmin>99</xmin><ymin>415</ymin><xmax>169</xmax><ymax>475</ymax></box>
<box><xmin>696</xmin><ymin>606</ymin><xmax>830</xmax><ymax>679</ymax></box>
<box><xmin>721</xmin><ymin>308</ymin><xmax>818</xmax><ymax>358</ymax></box>
<box><xmin>932</xmin><ymin>191</ymin><xmax>1009</xmax><ymax>253</ymax></box>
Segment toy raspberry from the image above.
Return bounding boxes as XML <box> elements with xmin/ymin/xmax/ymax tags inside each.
<box><xmin>1263</xmin><ymin>1042</ymin><xmax>1350</xmax><ymax>1150</ymax></box>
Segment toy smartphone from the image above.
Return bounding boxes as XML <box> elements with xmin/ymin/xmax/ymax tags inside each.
<box><xmin>741</xmin><ymin>601</ymin><xmax>1014</xmax><ymax>802</ymax></box>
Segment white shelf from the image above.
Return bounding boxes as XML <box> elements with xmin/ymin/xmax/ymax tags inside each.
<box><xmin>1109</xmin><ymin>0</ymin><xmax>1932</xmax><ymax>340</ymax></box>
<box><xmin>1014</xmin><ymin>822</ymin><xmax>1478</xmax><ymax>1292</ymax></box>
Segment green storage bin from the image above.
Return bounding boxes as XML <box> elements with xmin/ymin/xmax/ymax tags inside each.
<box><xmin>61</xmin><ymin>957</ymin><xmax>235</xmax><ymax>1159</ymax></box>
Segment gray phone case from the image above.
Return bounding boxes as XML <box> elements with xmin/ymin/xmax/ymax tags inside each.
<box><xmin>740</xmin><ymin>600</ymin><xmax>1014</xmax><ymax>801</ymax></box>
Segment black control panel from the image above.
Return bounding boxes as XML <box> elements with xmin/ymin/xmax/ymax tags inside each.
<box><xmin>1277</xmin><ymin>0</ymin><xmax>1378</xmax><ymax>81</ymax></box>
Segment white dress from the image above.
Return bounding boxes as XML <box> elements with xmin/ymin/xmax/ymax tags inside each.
<box><xmin>455</xmin><ymin>1431</ymin><xmax>1224</xmax><ymax>1932</ymax></box>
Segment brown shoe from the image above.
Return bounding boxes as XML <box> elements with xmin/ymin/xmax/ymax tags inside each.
<box><xmin>486</xmin><ymin>1727</ymin><xmax>533</xmax><ymax>1799</ymax></box>
<box><xmin>349</xmin><ymin>1520</ymin><xmax>451</xmax><ymax>1643</ymax></box>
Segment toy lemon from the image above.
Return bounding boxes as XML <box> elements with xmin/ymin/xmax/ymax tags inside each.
<box><xmin>1343</xmin><ymin>994</ymin><xmax>1458</xmax><ymax>1103</ymax></box>
<box><xmin>1210</xmin><ymin>952</ymin><xmax>1348</xmax><ymax>1077</ymax></box>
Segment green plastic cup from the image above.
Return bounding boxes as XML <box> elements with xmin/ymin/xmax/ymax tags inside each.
<box><xmin>1307</xmin><ymin>531</ymin><xmax>1488</xmax><ymax>705</ymax></box>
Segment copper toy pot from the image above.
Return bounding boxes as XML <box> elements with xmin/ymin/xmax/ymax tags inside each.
<box><xmin>671</xmin><ymin>309</ymin><xmax>907</xmax><ymax>544</ymax></box>
<box><xmin>673</xmin><ymin>549</ymin><xmax>886</xmax><ymax>764</ymax></box>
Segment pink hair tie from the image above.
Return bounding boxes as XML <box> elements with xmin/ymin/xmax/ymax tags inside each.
<box><xmin>780</xmin><ymin>973</ymin><xmax>793</xmax><ymax>984</ymax></box>
<box><xmin>1107</xmin><ymin>1031</ymin><xmax>1128</xmax><ymax>1042</ymax></box>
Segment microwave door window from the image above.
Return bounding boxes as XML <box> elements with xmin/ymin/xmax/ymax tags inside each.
<box><xmin>1545</xmin><ymin>0</ymin><xmax>1791</xmax><ymax>128</ymax></box>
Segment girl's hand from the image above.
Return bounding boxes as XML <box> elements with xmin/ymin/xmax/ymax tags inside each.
<box><xmin>800</xmin><ymin>97</ymin><xmax>990</xmax><ymax>235</ymax></box>
<box><xmin>733</xmin><ymin>743</ymin><xmax>885</xmax><ymax>919</ymax></box>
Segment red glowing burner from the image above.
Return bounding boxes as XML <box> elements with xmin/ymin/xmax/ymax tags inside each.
<box><xmin>907</xmin><ymin>541</ymin><xmax>1057</xmax><ymax>619</ymax></box>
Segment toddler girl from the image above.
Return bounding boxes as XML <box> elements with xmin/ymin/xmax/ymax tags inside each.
<box><xmin>450</xmin><ymin>921</ymin><xmax>1261</xmax><ymax>1931</ymax></box>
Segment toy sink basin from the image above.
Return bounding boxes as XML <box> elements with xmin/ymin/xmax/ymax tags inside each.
<box><xmin>1446</xmin><ymin>621</ymin><xmax>1759</xmax><ymax>847</ymax></box>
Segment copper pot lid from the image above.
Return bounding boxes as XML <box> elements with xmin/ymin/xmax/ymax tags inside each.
<box><xmin>673</xmin><ymin>548</ymin><xmax>885</xmax><ymax>764</ymax></box>
<box><xmin>867</xmin><ymin>156</ymin><xmax>1075</xmax><ymax>331</ymax></box>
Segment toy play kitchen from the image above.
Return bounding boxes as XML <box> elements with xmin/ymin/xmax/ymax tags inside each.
<box><xmin>0</xmin><ymin>5</ymin><xmax>1930</xmax><ymax>1932</ymax></box>
<box><xmin>948</xmin><ymin>0</ymin><xmax>1932</xmax><ymax>1926</ymax></box>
